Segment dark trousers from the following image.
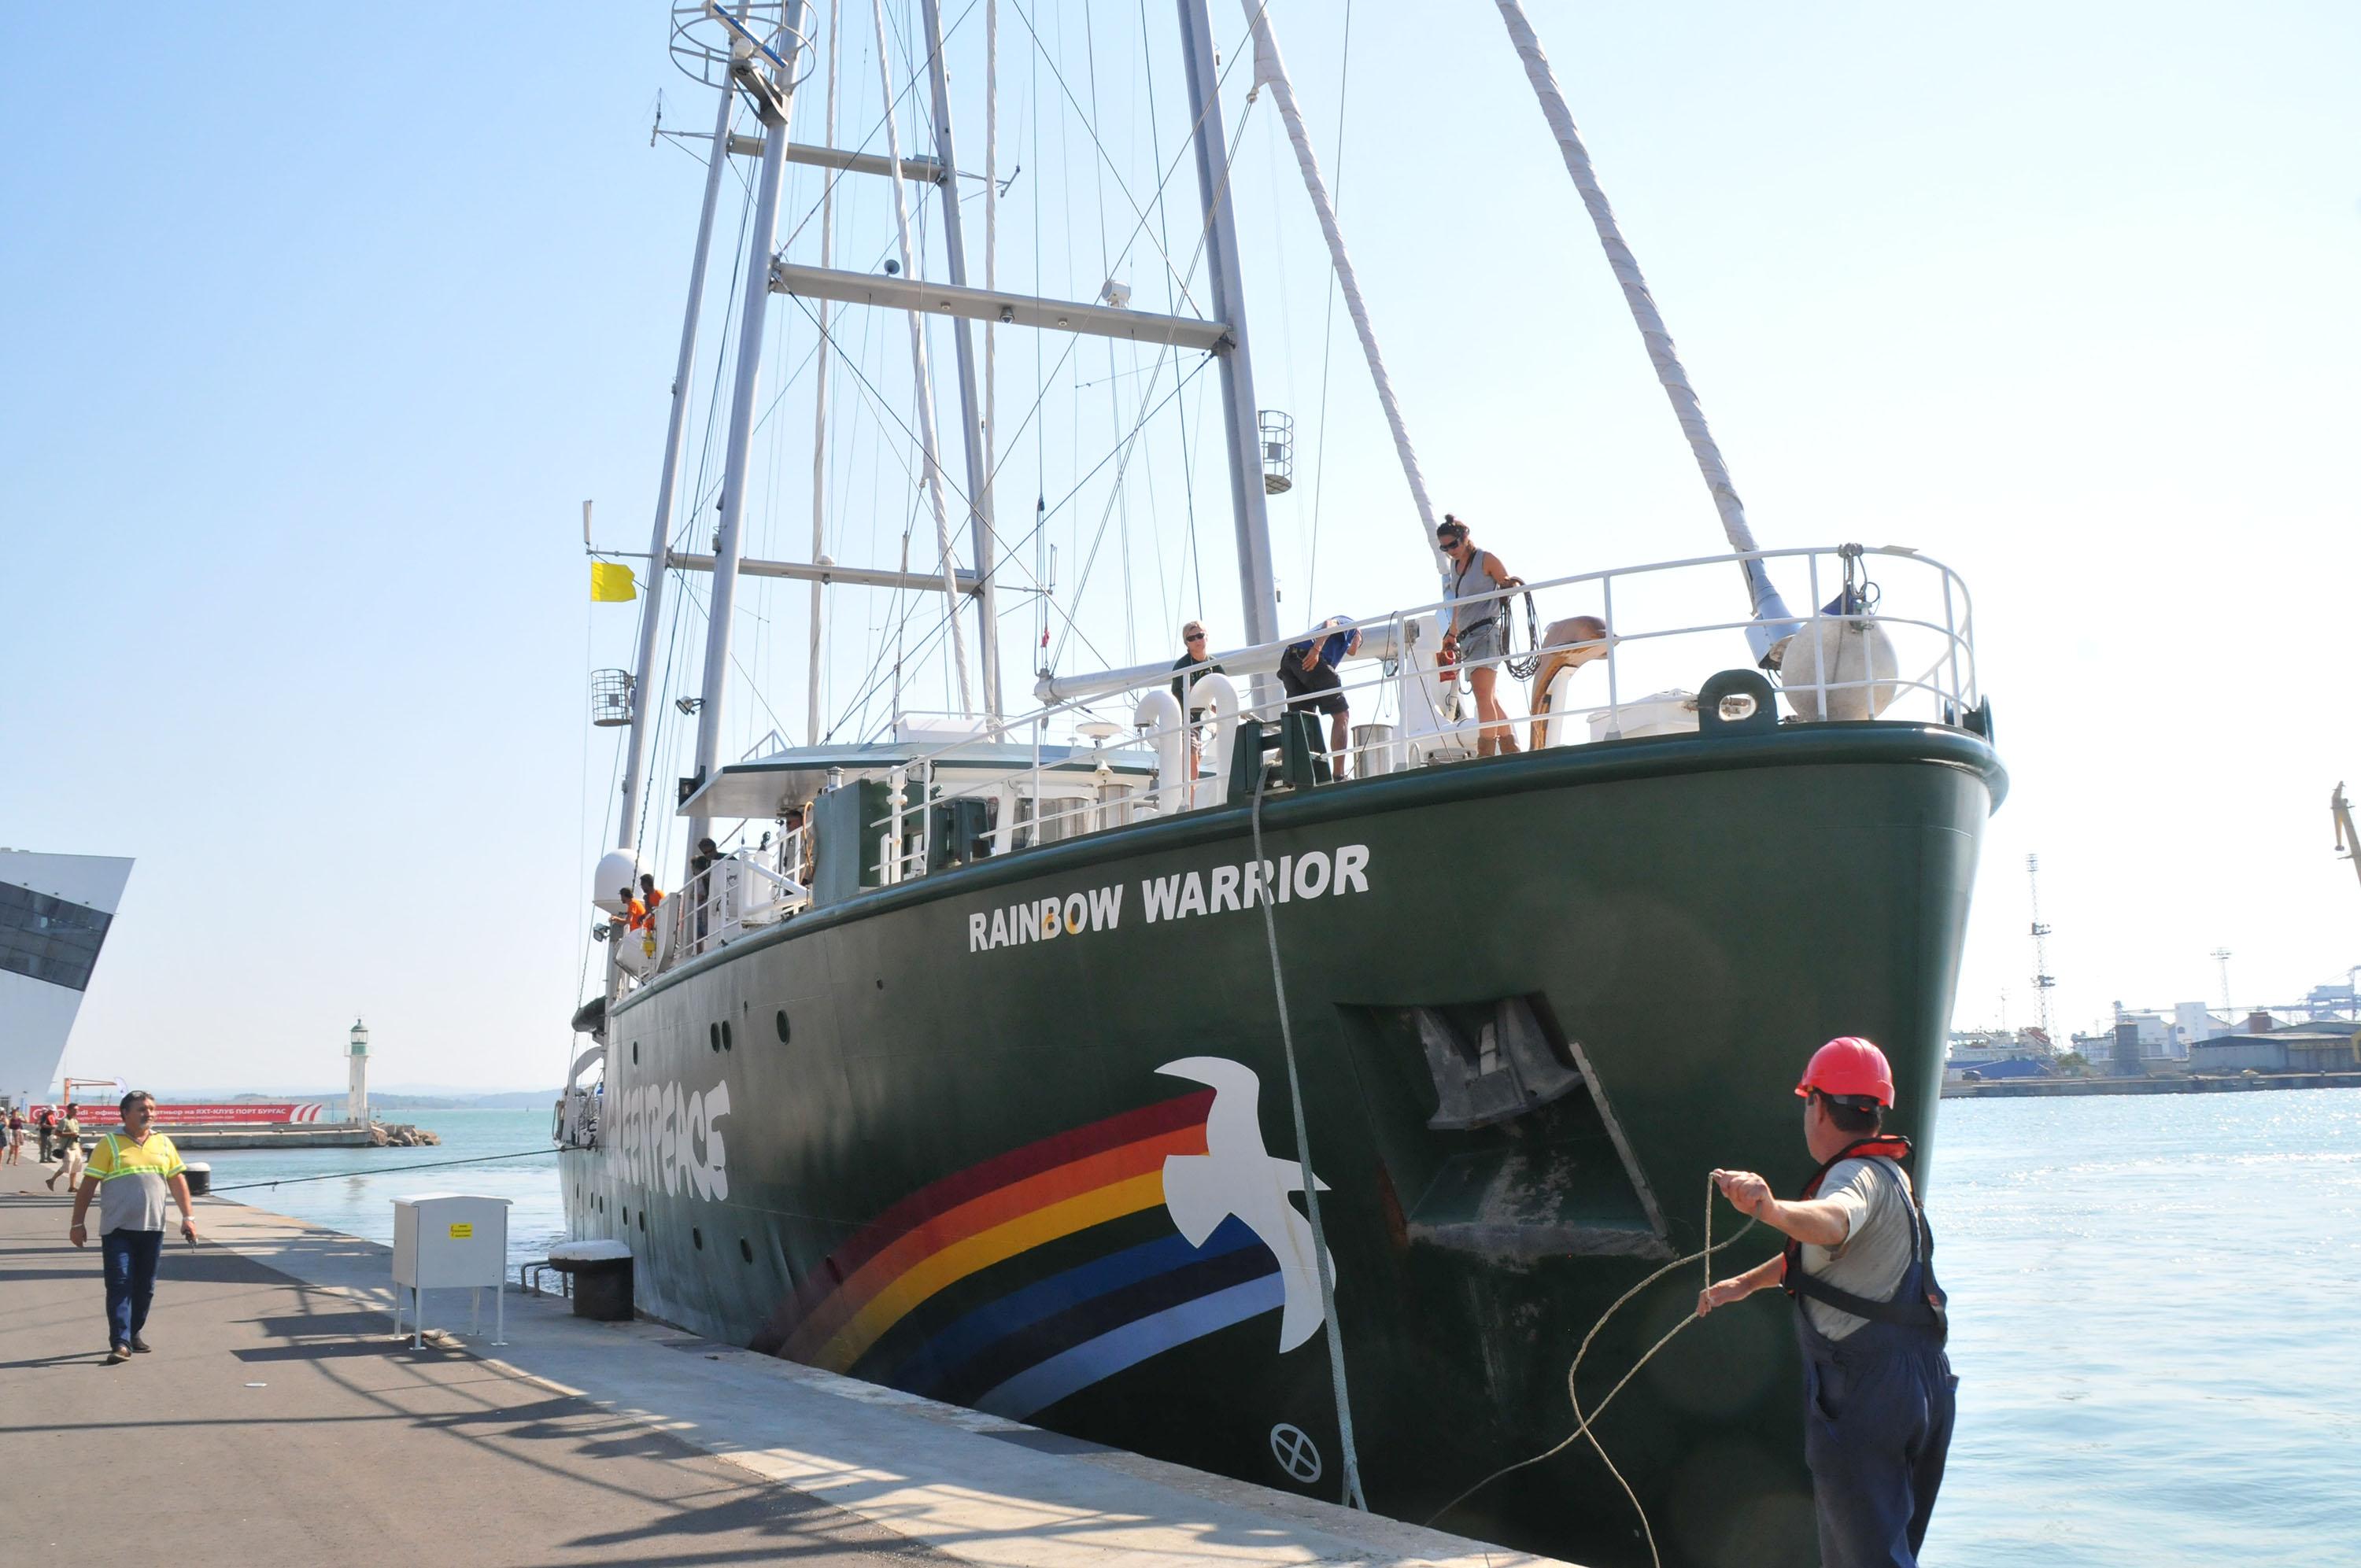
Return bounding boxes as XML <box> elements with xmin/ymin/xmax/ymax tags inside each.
<box><xmin>1798</xmin><ymin>1312</ymin><xmax>1957</xmax><ymax>1568</ymax></box>
<box><xmin>102</xmin><ymin>1228</ymin><xmax>164</xmax><ymax>1348</ymax></box>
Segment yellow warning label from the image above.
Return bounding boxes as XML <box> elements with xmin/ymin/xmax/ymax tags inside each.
<box><xmin>449</xmin><ymin>1223</ymin><xmax>473</xmax><ymax>1239</ymax></box>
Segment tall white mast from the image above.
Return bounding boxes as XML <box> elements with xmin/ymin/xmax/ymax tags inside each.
<box><xmin>1236</xmin><ymin>2</ymin><xmax>1446</xmax><ymax>585</ymax></box>
<box><xmin>984</xmin><ymin>0</ymin><xmax>999</xmax><ymax>673</ymax></box>
<box><xmin>871</xmin><ymin>0</ymin><xmax>976</xmax><ymax>718</ymax></box>
<box><xmin>806</xmin><ymin>0</ymin><xmax>841</xmax><ymax>747</ymax></box>
<box><xmin>619</xmin><ymin>73</ymin><xmax>740</xmax><ymax>848</ymax></box>
<box><xmin>1174</xmin><ymin>0</ymin><xmax>1280</xmax><ymax>693</ymax></box>
<box><xmin>688</xmin><ymin>10</ymin><xmax>808</xmax><ymax>849</ymax></box>
<box><xmin>918</xmin><ymin>0</ymin><xmax>1003</xmax><ymax>721</ymax></box>
<box><xmin>1491</xmin><ymin>1</ymin><xmax>1799</xmax><ymax>662</ymax></box>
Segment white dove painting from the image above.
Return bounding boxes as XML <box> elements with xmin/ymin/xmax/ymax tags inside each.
<box><xmin>1157</xmin><ymin>1055</ymin><xmax>1336</xmax><ymax>1353</ymax></box>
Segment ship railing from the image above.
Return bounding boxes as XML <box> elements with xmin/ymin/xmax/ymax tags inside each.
<box><xmin>850</xmin><ymin>544</ymin><xmax>1979</xmax><ymax>882</ymax></box>
<box><xmin>643</xmin><ymin>829</ymin><xmax>814</xmax><ymax>970</ymax></box>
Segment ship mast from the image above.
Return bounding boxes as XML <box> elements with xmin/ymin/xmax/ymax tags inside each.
<box><xmin>1174</xmin><ymin>0</ymin><xmax>1280</xmax><ymax>701</ymax></box>
<box><xmin>617</xmin><ymin>69</ymin><xmax>741</xmax><ymax>849</ymax></box>
<box><xmin>1236</xmin><ymin>2</ymin><xmax>1447</xmax><ymax>587</ymax></box>
<box><xmin>1491</xmin><ymin>2</ymin><xmax>1801</xmax><ymax>664</ymax></box>
<box><xmin>918</xmin><ymin>0</ymin><xmax>1003</xmax><ymax>721</ymax></box>
<box><xmin>688</xmin><ymin>6</ymin><xmax>810</xmax><ymax>850</ymax></box>
<box><xmin>805</xmin><ymin>0</ymin><xmax>841</xmax><ymax>748</ymax></box>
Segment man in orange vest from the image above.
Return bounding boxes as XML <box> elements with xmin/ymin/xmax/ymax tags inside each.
<box><xmin>1698</xmin><ymin>1037</ymin><xmax>1955</xmax><ymax>1568</ymax></box>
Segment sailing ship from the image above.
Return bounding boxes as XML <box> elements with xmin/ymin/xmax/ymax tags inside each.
<box><xmin>557</xmin><ymin>6</ymin><xmax>2004</xmax><ymax>1565</ymax></box>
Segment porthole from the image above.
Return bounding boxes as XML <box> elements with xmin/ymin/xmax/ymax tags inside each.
<box><xmin>875</xmin><ymin>978</ymin><xmax>885</xmax><ymax>990</ymax></box>
<box><xmin>637</xmin><ymin>1210</ymin><xmax>646</xmax><ymax>1232</ymax></box>
<box><xmin>709</xmin><ymin>1022</ymin><xmax>722</xmax><ymax>1052</ymax></box>
<box><xmin>721</xmin><ymin>1020</ymin><xmax>733</xmax><ymax>1051</ymax></box>
<box><xmin>775</xmin><ymin>1009</ymin><xmax>790</xmax><ymax>1043</ymax></box>
<box><xmin>693</xmin><ymin>1227</ymin><xmax>704</xmax><ymax>1251</ymax></box>
<box><xmin>631</xmin><ymin>1042</ymin><xmax>640</xmax><ymax>1064</ymax></box>
<box><xmin>739</xmin><ymin>1238</ymin><xmax>754</xmax><ymax>1264</ymax></box>
<box><xmin>621</xmin><ymin>1205</ymin><xmax>630</xmax><ymax>1225</ymax></box>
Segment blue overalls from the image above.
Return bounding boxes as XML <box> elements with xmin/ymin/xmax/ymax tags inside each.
<box><xmin>1786</xmin><ymin>1150</ymin><xmax>1958</xmax><ymax>1568</ymax></box>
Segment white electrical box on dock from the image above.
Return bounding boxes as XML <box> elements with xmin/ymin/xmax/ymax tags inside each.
<box><xmin>391</xmin><ymin>1193</ymin><xmax>511</xmax><ymax>1347</ymax></box>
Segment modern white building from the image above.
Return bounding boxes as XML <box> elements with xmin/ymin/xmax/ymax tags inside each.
<box><xmin>0</xmin><ymin>849</ymin><xmax>135</xmax><ymax>1108</ymax></box>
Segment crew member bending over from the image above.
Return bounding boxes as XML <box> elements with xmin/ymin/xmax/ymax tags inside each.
<box><xmin>1437</xmin><ymin>515</ymin><xmax>1524</xmax><ymax>757</ymax></box>
<box><xmin>1698</xmin><ymin>1037</ymin><xmax>1956</xmax><ymax>1568</ymax></box>
<box><xmin>1277</xmin><ymin>617</ymin><xmax>1362</xmax><ymax>778</ymax></box>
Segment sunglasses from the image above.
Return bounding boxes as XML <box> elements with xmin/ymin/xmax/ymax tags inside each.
<box><xmin>1185</xmin><ymin>633</ymin><xmax>1206</xmax><ymax>643</ymax></box>
<box><xmin>1438</xmin><ymin>533</ymin><xmax>1466</xmax><ymax>546</ymax></box>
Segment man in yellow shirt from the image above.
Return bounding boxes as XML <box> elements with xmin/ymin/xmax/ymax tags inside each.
<box><xmin>69</xmin><ymin>1091</ymin><xmax>198</xmax><ymax>1364</ymax></box>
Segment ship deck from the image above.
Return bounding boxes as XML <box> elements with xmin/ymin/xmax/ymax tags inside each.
<box><xmin>0</xmin><ymin>1160</ymin><xmax>1575</xmax><ymax>1568</ymax></box>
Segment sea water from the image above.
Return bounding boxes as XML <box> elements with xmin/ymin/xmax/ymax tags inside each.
<box><xmin>1925</xmin><ymin>1090</ymin><xmax>2361</xmax><ymax>1566</ymax></box>
<box><xmin>194</xmin><ymin>1107</ymin><xmax>565</xmax><ymax>1273</ymax></box>
<box><xmin>200</xmin><ymin>1094</ymin><xmax>2361</xmax><ymax>1564</ymax></box>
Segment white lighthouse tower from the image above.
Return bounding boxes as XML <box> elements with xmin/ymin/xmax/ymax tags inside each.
<box><xmin>346</xmin><ymin>1018</ymin><xmax>370</xmax><ymax>1126</ymax></box>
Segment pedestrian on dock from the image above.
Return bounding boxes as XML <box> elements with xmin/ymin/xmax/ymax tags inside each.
<box><xmin>1696</xmin><ymin>1037</ymin><xmax>1955</xmax><ymax>1568</ymax></box>
<box><xmin>68</xmin><ymin>1090</ymin><xmax>198</xmax><ymax>1364</ymax></box>
<box><xmin>46</xmin><ymin>1108</ymin><xmax>85</xmax><ymax>1191</ymax></box>
<box><xmin>4</xmin><ymin>1107</ymin><xmax>23</xmax><ymax>1165</ymax></box>
<box><xmin>37</xmin><ymin>1105</ymin><xmax>55</xmax><ymax>1162</ymax></box>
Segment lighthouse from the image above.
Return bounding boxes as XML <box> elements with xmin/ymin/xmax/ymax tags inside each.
<box><xmin>347</xmin><ymin>1018</ymin><xmax>370</xmax><ymax>1126</ymax></box>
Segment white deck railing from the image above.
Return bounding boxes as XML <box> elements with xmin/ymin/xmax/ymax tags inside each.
<box><xmin>608</xmin><ymin>544</ymin><xmax>1975</xmax><ymax>994</ymax></box>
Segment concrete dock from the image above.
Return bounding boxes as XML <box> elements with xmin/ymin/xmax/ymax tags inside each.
<box><xmin>1</xmin><ymin>1162</ymin><xmax>1568</xmax><ymax>1568</ymax></box>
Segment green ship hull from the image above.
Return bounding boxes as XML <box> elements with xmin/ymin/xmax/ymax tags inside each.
<box><xmin>560</xmin><ymin>718</ymin><xmax>2003</xmax><ymax>1568</ymax></box>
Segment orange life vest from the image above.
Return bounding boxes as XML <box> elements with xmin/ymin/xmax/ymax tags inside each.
<box><xmin>625</xmin><ymin>897</ymin><xmax>648</xmax><ymax>932</ymax></box>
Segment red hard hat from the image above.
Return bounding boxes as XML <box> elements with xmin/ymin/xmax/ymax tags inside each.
<box><xmin>1795</xmin><ymin>1036</ymin><xmax>1897</xmax><ymax>1108</ymax></box>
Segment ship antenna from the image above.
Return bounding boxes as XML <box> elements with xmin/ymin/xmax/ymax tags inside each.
<box><xmin>2027</xmin><ymin>854</ymin><xmax>2057</xmax><ymax>1043</ymax></box>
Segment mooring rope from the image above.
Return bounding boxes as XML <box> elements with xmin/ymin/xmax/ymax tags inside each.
<box><xmin>1248</xmin><ymin>745</ymin><xmax>1368</xmax><ymax>1510</ymax></box>
<box><xmin>203</xmin><ymin>1147</ymin><xmax>558</xmax><ymax>1195</ymax></box>
<box><xmin>1425</xmin><ymin>1178</ymin><xmax>1764</xmax><ymax>1568</ymax></box>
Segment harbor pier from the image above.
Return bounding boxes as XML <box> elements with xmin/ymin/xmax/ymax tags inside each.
<box><xmin>0</xmin><ymin>1161</ymin><xmax>1567</xmax><ymax>1568</ymax></box>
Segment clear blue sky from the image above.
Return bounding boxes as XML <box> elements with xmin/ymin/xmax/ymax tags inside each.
<box><xmin>5</xmin><ymin>2</ymin><xmax>2355</xmax><ymax>1092</ymax></box>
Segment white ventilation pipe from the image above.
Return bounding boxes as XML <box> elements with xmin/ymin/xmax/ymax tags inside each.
<box><xmin>1132</xmin><ymin>688</ymin><xmax>1187</xmax><ymax>816</ymax></box>
<box><xmin>1192</xmin><ymin>672</ymin><xmax>1242</xmax><ymax>807</ymax></box>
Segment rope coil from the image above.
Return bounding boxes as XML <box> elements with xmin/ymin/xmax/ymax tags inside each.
<box><xmin>1426</xmin><ymin>1179</ymin><xmax>1763</xmax><ymax>1568</ymax></box>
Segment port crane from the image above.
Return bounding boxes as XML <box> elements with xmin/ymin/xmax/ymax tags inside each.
<box><xmin>2335</xmin><ymin>784</ymin><xmax>2360</xmax><ymax>897</ymax></box>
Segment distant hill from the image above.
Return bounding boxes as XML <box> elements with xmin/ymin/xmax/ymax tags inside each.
<box><xmin>148</xmin><ymin>1089</ymin><xmax>560</xmax><ymax>1112</ymax></box>
<box><xmin>369</xmin><ymin>1090</ymin><xmax>560</xmax><ymax>1111</ymax></box>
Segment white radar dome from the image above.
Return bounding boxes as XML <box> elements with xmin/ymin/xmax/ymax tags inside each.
<box><xmin>593</xmin><ymin>848</ymin><xmax>641</xmax><ymax>915</ymax></box>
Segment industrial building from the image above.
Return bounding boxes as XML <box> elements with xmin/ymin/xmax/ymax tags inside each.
<box><xmin>0</xmin><ymin>849</ymin><xmax>135</xmax><ymax>1109</ymax></box>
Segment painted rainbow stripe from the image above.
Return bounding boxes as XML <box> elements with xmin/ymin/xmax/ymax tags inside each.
<box><xmin>756</xmin><ymin>1087</ymin><xmax>1295</xmax><ymax>1419</ymax></box>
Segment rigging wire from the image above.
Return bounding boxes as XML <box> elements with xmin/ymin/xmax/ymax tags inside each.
<box><xmin>1302</xmin><ymin>0</ymin><xmax>1353</xmax><ymax>611</ymax></box>
<box><xmin>207</xmin><ymin>1147</ymin><xmax>561</xmax><ymax>1194</ymax></box>
<box><xmin>1247</xmin><ymin>753</ymin><xmax>1366</xmax><ymax>1511</ymax></box>
<box><xmin>1047</xmin><ymin>65</ymin><xmax>1258</xmax><ymax>669</ymax></box>
<box><xmin>1424</xmin><ymin>1184</ymin><xmax>1767</xmax><ymax>1568</ymax></box>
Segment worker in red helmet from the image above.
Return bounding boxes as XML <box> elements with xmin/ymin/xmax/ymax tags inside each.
<box><xmin>1697</xmin><ymin>1037</ymin><xmax>1955</xmax><ymax>1568</ymax></box>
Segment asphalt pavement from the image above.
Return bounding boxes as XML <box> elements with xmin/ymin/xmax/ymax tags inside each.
<box><xmin>0</xmin><ymin>1157</ymin><xmax>1567</xmax><ymax>1568</ymax></box>
<box><xmin>1</xmin><ymin>1157</ymin><xmax>940</xmax><ymax>1568</ymax></box>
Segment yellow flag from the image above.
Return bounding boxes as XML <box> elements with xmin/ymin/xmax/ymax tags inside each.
<box><xmin>590</xmin><ymin>561</ymin><xmax>637</xmax><ymax>603</ymax></box>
